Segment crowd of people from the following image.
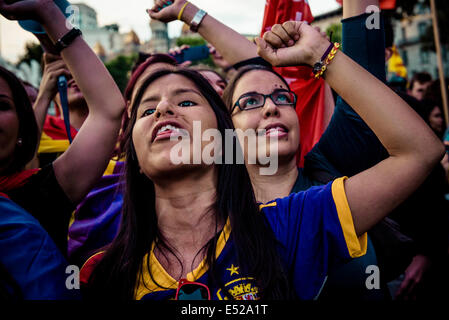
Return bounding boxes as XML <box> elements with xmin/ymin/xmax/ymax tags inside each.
<box><xmin>0</xmin><ymin>0</ymin><xmax>448</xmax><ymax>301</ymax></box>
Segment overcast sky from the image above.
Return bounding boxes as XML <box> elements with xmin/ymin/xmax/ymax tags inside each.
<box><xmin>0</xmin><ymin>0</ymin><xmax>340</xmax><ymax>63</ymax></box>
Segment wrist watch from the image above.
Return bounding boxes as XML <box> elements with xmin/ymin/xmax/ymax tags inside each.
<box><xmin>54</xmin><ymin>28</ymin><xmax>83</xmax><ymax>53</ymax></box>
<box><xmin>190</xmin><ymin>9</ymin><xmax>207</xmax><ymax>33</ymax></box>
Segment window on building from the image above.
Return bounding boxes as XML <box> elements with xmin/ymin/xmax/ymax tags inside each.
<box><xmin>401</xmin><ymin>27</ymin><xmax>407</xmax><ymax>41</ymax></box>
<box><xmin>420</xmin><ymin>49</ymin><xmax>430</xmax><ymax>64</ymax></box>
<box><xmin>418</xmin><ymin>22</ymin><xmax>427</xmax><ymax>38</ymax></box>
<box><xmin>401</xmin><ymin>50</ymin><xmax>409</xmax><ymax>66</ymax></box>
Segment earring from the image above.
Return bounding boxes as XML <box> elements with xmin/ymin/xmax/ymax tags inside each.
<box><xmin>17</xmin><ymin>138</ymin><xmax>23</xmax><ymax>146</ymax></box>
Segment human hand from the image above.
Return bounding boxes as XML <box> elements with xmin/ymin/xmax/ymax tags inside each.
<box><xmin>0</xmin><ymin>0</ymin><xmax>54</xmax><ymax>22</ymax></box>
<box><xmin>168</xmin><ymin>44</ymin><xmax>192</xmax><ymax>67</ymax></box>
<box><xmin>147</xmin><ymin>0</ymin><xmax>188</xmax><ymax>24</ymax></box>
<box><xmin>395</xmin><ymin>254</ymin><xmax>431</xmax><ymax>300</ymax></box>
<box><xmin>208</xmin><ymin>44</ymin><xmax>232</xmax><ymax>71</ymax></box>
<box><xmin>255</xmin><ymin>21</ymin><xmax>331</xmax><ymax>67</ymax></box>
<box><xmin>38</xmin><ymin>53</ymin><xmax>71</xmax><ymax>102</ymax></box>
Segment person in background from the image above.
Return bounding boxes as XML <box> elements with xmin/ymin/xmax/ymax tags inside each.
<box><xmin>408</xmin><ymin>72</ymin><xmax>432</xmax><ymax>101</ymax></box>
<box><xmin>0</xmin><ymin>0</ymin><xmax>125</xmax><ymax>258</ymax></box>
<box><xmin>33</xmin><ymin>53</ymin><xmax>86</xmax><ymax>168</ymax></box>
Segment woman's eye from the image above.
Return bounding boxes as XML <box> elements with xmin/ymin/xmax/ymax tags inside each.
<box><xmin>179</xmin><ymin>101</ymin><xmax>196</xmax><ymax>107</ymax></box>
<box><xmin>142</xmin><ymin>108</ymin><xmax>156</xmax><ymax>117</ymax></box>
<box><xmin>275</xmin><ymin>93</ymin><xmax>291</xmax><ymax>103</ymax></box>
<box><xmin>241</xmin><ymin>97</ymin><xmax>259</xmax><ymax>108</ymax></box>
<box><xmin>0</xmin><ymin>102</ymin><xmax>12</xmax><ymax>111</ymax></box>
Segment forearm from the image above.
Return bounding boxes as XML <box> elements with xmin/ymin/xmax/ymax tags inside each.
<box><xmin>33</xmin><ymin>95</ymin><xmax>51</xmax><ymax>134</ymax></box>
<box><xmin>39</xmin><ymin>5</ymin><xmax>124</xmax><ymax>120</ymax></box>
<box><xmin>180</xmin><ymin>3</ymin><xmax>258</xmax><ymax>65</ymax></box>
<box><xmin>343</xmin><ymin>0</ymin><xmax>379</xmax><ymax>19</ymax></box>
<box><xmin>324</xmin><ymin>50</ymin><xmax>442</xmax><ymax>163</ymax></box>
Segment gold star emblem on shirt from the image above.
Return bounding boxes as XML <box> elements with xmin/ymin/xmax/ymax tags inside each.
<box><xmin>226</xmin><ymin>264</ymin><xmax>239</xmax><ymax>276</ymax></box>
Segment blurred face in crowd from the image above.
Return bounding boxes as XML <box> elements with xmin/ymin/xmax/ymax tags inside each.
<box><xmin>230</xmin><ymin>70</ymin><xmax>300</xmax><ymax>163</ymax></box>
<box><xmin>409</xmin><ymin>81</ymin><xmax>430</xmax><ymax>101</ymax></box>
<box><xmin>429</xmin><ymin>106</ymin><xmax>444</xmax><ymax>133</ymax></box>
<box><xmin>199</xmin><ymin>70</ymin><xmax>226</xmax><ymax>97</ymax></box>
<box><xmin>132</xmin><ymin>74</ymin><xmax>218</xmax><ymax>180</ymax></box>
<box><xmin>53</xmin><ymin>75</ymin><xmax>85</xmax><ymax>113</ymax></box>
<box><xmin>0</xmin><ymin>76</ymin><xmax>19</xmax><ymax>173</ymax></box>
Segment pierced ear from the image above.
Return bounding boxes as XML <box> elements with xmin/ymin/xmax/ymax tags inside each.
<box><xmin>17</xmin><ymin>138</ymin><xmax>23</xmax><ymax>147</ymax></box>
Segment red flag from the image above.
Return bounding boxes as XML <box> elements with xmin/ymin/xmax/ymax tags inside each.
<box><xmin>335</xmin><ymin>0</ymin><xmax>396</xmax><ymax>10</ymax></box>
<box><xmin>43</xmin><ymin>115</ymin><xmax>78</xmax><ymax>141</ymax></box>
<box><xmin>261</xmin><ymin>0</ymin><xmax>327</xmax><ymax>167</ymax></box>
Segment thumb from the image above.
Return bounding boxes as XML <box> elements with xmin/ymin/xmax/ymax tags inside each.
<box><xmin>255</xmin><ymin>37</ymin><xmax>277</xmax><ymax>66</ymax></box>
<box><xmin>147</xmin><ymin>8</ymin><xmax>161</xmax><ymax>20</ymax></box>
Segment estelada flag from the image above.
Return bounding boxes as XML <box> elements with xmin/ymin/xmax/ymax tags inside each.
<box><xmin>261</xmin><ymin>0</ymin><xmax>327</xmax><ymax>167</ymax></box>
<box><xmin>335</xmin><ymin>0</ymin><xmax>396</xmax><ymax>10</ymax></box>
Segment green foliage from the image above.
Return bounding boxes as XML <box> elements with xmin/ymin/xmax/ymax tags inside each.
<box><xmin>325</xmin><ymin>23</ymin><xmax>342</xmax><ymax>45</ymax></box>
<box><xmin>175</xmin><ymin>36</ymin><xmax>214</xmax><ymax>67</ymax></box>
<box><xmin>16</xmin><ymin>42</ymin><xmax>43</xmax><ymax>67</ymax></box>
<box><xmin>105</xmin><ymin>54</ymin><xmax>138</xmax><ymax>93</ymax></box>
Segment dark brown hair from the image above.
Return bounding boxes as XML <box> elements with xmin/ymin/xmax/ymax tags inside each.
<box><xmin>0</xmin><ymin>66</ymin><xmax>38</xmax><ymax>174</ymax></box>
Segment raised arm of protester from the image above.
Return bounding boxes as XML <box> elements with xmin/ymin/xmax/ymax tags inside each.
<box><xmin>33</xmin><ymin>53</ymin><xmax>70</xmax><ymax>137</ymax></box>
<box><xmin>147</xmin><ymin>0</ymin><xmax>258</xmax><ymax>65</ymax></box>
<box><xmin>0</xmin><ymin>0</ymin><xmax>125</xmax><ymax>204</ymax></box>
<box><xmin>257</xmin><ymin>21</ymin><xmax>444</xmax><ymax>235</ymax></box>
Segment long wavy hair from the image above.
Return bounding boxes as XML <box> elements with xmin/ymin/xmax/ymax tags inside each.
<box><xmin>87</xmin><ymin>68</ymin><xmax>292</xmax><ymax>300</ymax></box>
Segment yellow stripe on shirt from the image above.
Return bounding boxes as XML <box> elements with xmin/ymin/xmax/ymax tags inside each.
<box><xmin>331</xmin><ymin>177</ymin><xmax>367</xmax><ymax>258</ymax></box>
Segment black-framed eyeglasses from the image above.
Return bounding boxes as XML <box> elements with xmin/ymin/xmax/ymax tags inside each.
<box><xmin>232</xmin><ymin>89</ymin><xmax>297</xmax><ymax>113</ymax></box>
<box><xmin>175</xmin><ymin>279</ymin><xmax>211</xmax><ymax>300</ymax></box>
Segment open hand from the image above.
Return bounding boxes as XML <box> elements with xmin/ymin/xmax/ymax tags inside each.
<box><xmin>256</xmin><ymin>21</ymin><xmax>331</xmax><ymax>68</ymax></box>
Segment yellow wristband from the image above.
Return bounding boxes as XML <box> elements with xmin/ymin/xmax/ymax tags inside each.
<box><xmin>178</xmin><ymin>1</ymin><xmax>190</xmax><ymax>20</ymax></box>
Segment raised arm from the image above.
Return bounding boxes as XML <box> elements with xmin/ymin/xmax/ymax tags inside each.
<box><xmin>257</xmin><ymin>21</ymin><xmax>445</xmax><ymax>236</ymax></box>
<box><xmin>0</xmin><ymin>0</ymin><xmax>125</xmax><ymax>203</ymax></box>
<box><xmin>305</xmin><ymin>0</ymin><xmax>390</xmax><ymax>179</ymax></box>
<box><xmin>148</xmin><ymin>0</ymin><xmax>258</xmax><ymax>65</ymax></box>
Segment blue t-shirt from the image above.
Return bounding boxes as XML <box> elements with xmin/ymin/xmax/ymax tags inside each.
<box><xmin>0</xmin><ymin>196</ymin><xmax>80</xmax><ymax>300</ymax></box>
<box><xmin>111</xmin><ymin>178</ymin><xmax>365</xmax><ymax>300</ymax></box>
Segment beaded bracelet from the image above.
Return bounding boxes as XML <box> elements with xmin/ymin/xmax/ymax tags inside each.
<box><xmin>312</xmin><ymin>42</ymin><xmax>341</xmax><ymax>79</ymax></box>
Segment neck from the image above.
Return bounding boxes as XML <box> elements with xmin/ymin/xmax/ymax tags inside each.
<box><xmin>154</xmin><ymin>167</ymin><xmax>222</xmax><ymax>255</ymax></box>
<box><xmin>69</xmin><ymin>105</ymin><xmax>88</xmax><ymax>130</ymax></box>
<box><xmin>247</xmin><ymin>156</ymin><xmax>298</xmax><ymax>203</ymax></box>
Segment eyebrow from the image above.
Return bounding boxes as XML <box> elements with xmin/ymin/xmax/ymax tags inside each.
<box><xmin>140</xmin><ymin>88</ymin><xmax>203</xmax><ymax>105</ymax></box>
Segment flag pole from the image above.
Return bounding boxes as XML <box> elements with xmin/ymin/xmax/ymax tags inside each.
<box><xmin>430</xmin><ymin>0</ymin><xmax>449</xmax><ymax>126</ymax></box>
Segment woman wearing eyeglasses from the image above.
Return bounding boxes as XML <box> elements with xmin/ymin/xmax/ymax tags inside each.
<box><xmin>149</xmin><ymin>0</ymin><xmax>392</xmax><ymax>300</ymax></box>
<box><xmin>79</xmin><ymin>15</ymin><xmax>444</xmax><ymax>299</ymax></box>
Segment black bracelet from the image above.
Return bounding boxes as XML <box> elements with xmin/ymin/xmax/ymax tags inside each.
<box><xmin>54</xmin><ymin>28</ymin><xmax>83</xmax><ymax>53</ymax></box>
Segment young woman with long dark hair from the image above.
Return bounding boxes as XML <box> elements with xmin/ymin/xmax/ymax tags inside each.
<box><xmin>80</xmin><ymin>20</ymin><xmax>444</xmax><ymax>299</ymax></box>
